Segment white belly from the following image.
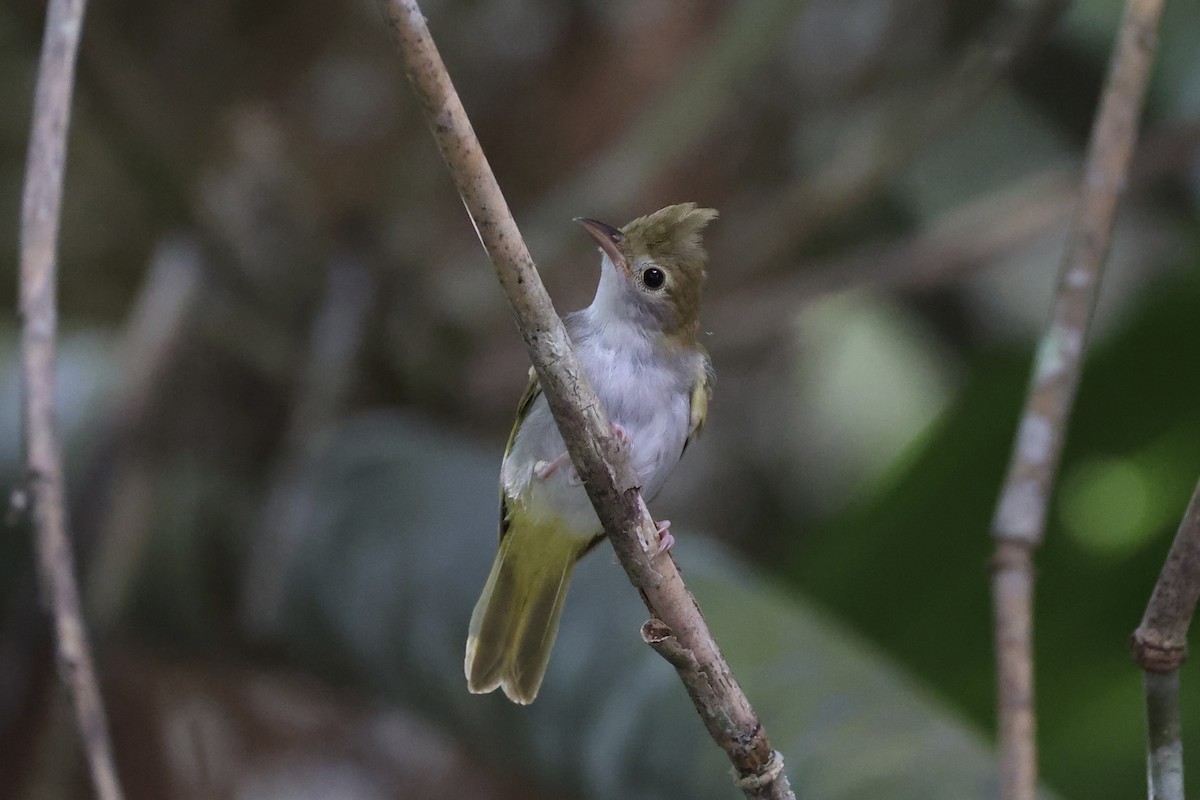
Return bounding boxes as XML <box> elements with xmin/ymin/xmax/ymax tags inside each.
<box><xmin>500</xmin><ymin>321</ymin><xmax>696</xmax><ymax>539</ymax></box>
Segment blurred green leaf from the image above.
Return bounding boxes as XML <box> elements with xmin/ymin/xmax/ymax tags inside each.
<box><xmin>267</xmin><ymin>412</ymin><xmax>1040</xmax><ymax>799</ymax></box>
<box><xmin>787</xmin><ymin>269</ymin><xmax>1200</xmax><ymax>799</ymax></box>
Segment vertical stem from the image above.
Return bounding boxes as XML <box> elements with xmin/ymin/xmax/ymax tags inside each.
<box><xmin>1132</xmin><ymin>477</ymin><xmax>1200</xmax><ymax>800</ymax></box>
<box><xmin>1144</xmin><ymin>671</ymin><xmax>1184</xmax><ymax>800</ymax></box>
<box><xmin>992</xmin><ymin>541</ymin><xmax>1037</xmax><ymax>798</ymax></box>
<box><xmin>987</xmin><ymin>0</ymin><xmax>1165</xmax><ymax>797</ymax></box>
<box><xmin>15</xmin><ymin>0</ymin><xmax>124</xmax><ymax>798</ymax></box>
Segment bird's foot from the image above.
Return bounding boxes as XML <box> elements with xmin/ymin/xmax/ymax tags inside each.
<box><xmin>534</xmin><ymin>452</ymin><xmax>570</xmax><ymax>481</ymax></box>
<box><xmin>539</xmin><ymin>423</ymin><xmax>630</xmax><ymax>486</ymax></box>
<box><xmin>536</xmin><ymin>453</ymin><xmax>585</xmax><ymax>486</ymax></box>
<box><xmin>653</xmin><ymin>519</ymin><xmax>674</xmax><ymax>555</ymax></box>
<box><xmin>612</xmin><ymin>422</ymin><xmax>629</xmax><ymax>446</ymax></box>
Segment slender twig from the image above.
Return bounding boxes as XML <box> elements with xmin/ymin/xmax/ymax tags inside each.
<box><xmin>987</xmin><ymin>0</ymin><xmax>1165</xmax><ymax>797</ymax></box>
<box><xmin>731</xmin><ymin>0</ymin><xmax>1070</xmax><ymax>275</ymax></box>
<box><xmin>1132</xmin><ymin>480</ymin><xmax>1200</xmax><ymax>671</ymax></box>
<box><xmin>378</xmin><ymin>3</ymin><xmax>793</xmax><ymax>797</ymax></box>
<box><xmin>1142</xmin><ymin>671</ymin><xmax>1184</xmax><ymax>800</ymax></box>
<box><xmin>85</xmin><ymin>237</ymin><xmax>206</xmax><ymax>632</ymax></box>
<box><xmin>522</xmin><ymin>0</ymin><xmax>809</xmax><ymax>252</ymax></box>
<box><xmin>468</xmin><ymin>121</ymin><xmax>1200</xmax><ymax>416</ymax></box>
<box><xmin>716</xmin><ymin>121</ymin><xmax>1200</xmax><ymax>336</ymax></box>
<box><xmin>713</xmin><ymin>167</ymin><xmax>1077</xmax><ymax>341</ymax></box>
<box><xmin>1131</xmin><ymin>478</ymin><xmax>1200</xmax><ymax>800</ymax></box>
<box><xmin>13</xmin><ymin>0</ymin><xmax>123</xmax><ymax>797</ymax></box>
<box><xmin>422</xmin><ymin>0</ymin><xmax>811</xmax><ymax>341</ymax></box>
<box><xmin>241</xmin><ymin>252</ymin><xmax>374</xmax><ymax>638</ymax></box>
<box><xmin>459</xmin><ymin>0</ymin><xmax>1050</xmax><ymax>335</ymax></box>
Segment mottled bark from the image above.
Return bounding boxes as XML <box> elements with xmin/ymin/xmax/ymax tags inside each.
<box><xmin>378</xmin><ymin>2</ymin><xmax>793</xmax><ymax>797</ymax></box>
<box><xmin>987</xmin><ymin>0</ymin><xmax>1166</xmax><ymax>797</ymax></box>
<box><xmin>15</xmin><ymin>0</ymin><xmax>124</xmax><ymax>797</ymax></box>
<box><xmin>1132</xmin><ymin>478</ymin><xmax>1200</xmax><ymax>800</ymax></box>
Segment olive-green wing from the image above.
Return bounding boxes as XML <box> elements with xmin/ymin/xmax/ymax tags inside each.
<box><xmin>681</xmin><ymin>353</ymin><xmax>713</xmax><ymax>458</ymax></box>
<box><xmin>498</xmin><ymin>367</ymin><xmax>542</xmax><ymax>540</ymax></box>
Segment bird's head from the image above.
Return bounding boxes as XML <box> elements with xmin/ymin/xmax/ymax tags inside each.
<box><xmin>576</xmin><ymin>202</ymin><xmax>718</xmax><ymax>341</ymax></box>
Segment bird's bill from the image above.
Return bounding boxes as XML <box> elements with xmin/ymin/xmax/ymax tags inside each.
<box><xmin>574</xmin><ymin>217</ymin><xmax>629</xmax><ymax>275</ymax></box>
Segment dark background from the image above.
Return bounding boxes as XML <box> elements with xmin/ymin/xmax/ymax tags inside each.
<box><xmin>2</xmin><ymin>0</ymin><xmax>1199</xmax><ymax>797</ymax></box>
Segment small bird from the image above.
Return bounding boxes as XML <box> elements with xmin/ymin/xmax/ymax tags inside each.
<box><xmin>464</xmin><ymin>203</ymin><xmax>717</xmax><ymax>704</ymax></box>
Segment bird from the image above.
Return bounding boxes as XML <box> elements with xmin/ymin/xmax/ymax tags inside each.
<box><xmin>464</xmin><ymin>202</ymin><xmax>717</xmax><ymax>704</ymax></box>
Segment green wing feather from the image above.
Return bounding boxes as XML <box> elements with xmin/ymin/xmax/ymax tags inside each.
<box><xmin>474</xmin><ymin>368</ymin><xmax>585</xmax><ymax>703</ymax></box>
<box><xmin>681</xmin><ymin>350</ymin><xmax>713</xmax><ymax>457</ymax></box>
<box><xmin>472</xmin><ymin>353</ymin><xmax>710</xmax><ymax>703</ymax></box>
<box><xmin>500</xmin><ymin>350</ymin><xmax>710</xmax><ymax>534</ymax></box>
<box><xmin>498</xmin><ymin>367</ymin><xmax>542</xmax><ymax>540</ymax></box>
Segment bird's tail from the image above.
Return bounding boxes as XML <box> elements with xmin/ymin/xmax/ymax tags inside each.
<box><xmin>465</xmin><ymin>512</ymin><xmax>590</xmax><ymax>704</ymax></box>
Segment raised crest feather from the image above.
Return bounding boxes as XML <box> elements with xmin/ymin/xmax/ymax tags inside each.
<box><xmin>620</xmin><ymin>203</ymin><xmax>718</xmax><ymax>271</ymax></box>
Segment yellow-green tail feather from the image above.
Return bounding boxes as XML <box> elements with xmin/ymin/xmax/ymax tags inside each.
<box><xmin>465</xmin><ymin>512</ymin><xmax>589</xmax><ymax>704</ymax></box>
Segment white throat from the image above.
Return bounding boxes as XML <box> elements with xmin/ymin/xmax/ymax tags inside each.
<box><xmin>589</xmin><ymin>254</ymin><xmax>628</xmax><ymax>322</ymax></box>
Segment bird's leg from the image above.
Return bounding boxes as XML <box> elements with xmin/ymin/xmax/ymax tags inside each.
<box><xmin>566</xmin><ymin>422</ymin><xmax>629</xmax><ymax>485</ymax></box>
<box><xmin>539</xmin><ymin>424</ymin><xmax>630</xmax><ymax>485</ymax></box>
<box><xmin>653</xmin><ymin>519</ymin><xmax>674</xmax><ymax>555</ymax></box>
<box><xmin>534</xmin><ymin>452</ymin><xmax>571</xmax><ymax>481</ymax></box>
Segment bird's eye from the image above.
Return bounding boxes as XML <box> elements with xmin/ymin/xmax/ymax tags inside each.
<box><xmin>642</xmin><ymin>267</ymin><xmax>665</xmax><ymax>290</ymax></box>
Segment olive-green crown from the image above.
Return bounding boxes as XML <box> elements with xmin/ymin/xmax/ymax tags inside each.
<box><xmin>620</xmin><ymin>203</ymin><xmax>718</xmax><ymax>335</ymax></box>
<box><xmin>620</xmin><ymin>203</ymin><xmax>719</xmax><ymax>274</ymax></box>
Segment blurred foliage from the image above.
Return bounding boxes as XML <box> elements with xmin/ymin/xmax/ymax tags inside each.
<box><xmin>788</xmin><ymin>269</ymin><xmax>1200</xmax><ymax>799</ymax></box>
<box><xmin>2</xmin><ymin>0</ymin><xmax>1200</xmax><ymax>797</ymax></box>
<box><xmin>259</xmin><ymin>414</ymin><xmax>1017</xmax><ymax>799</ymax></box>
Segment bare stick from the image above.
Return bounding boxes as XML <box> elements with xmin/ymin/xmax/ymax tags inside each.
<box><xmin>742</xmin><ymin>0</ymin><xmax>1070</xmax><ymax>273</ymax></box>
<box><xmin>987</xmin><ymin>0</ymin><xmax>1165</xmax><ymax>797</ymax></box>
<box><xmin>1133</xmin><ymin>481</ymin><xmax>1200</xmax><ymax>671</ymax></box>
<box><xmin>86</xmin><ymin>237</ymin><xmax>205</xmax><ymax>632</ymax></box>
<box><xmin>1142</xmin><ymin>672</ymin><xmax>1184</xmax><ymax>800</ymax></box>
<box><xmin>1131</xmin><ymin>478</ymin><xmax>1200</xmax><ymax>800</ymax></box>
<box><xmin>378</xmin><ymin>2</ymin><xmax>793</xmax><ymax>797</ymax></box>
<box><xmin>241</xmin><ymin>253</ymin><xmax>374</xmax><ymax>637</ymax></box>
<box><xmin>13</xmin><ymin>0</ymin><xmax>124</xmax><ymax>797</ymax></box>
<box><xmin>523</xmin><ymin>0</ymin><xmax>808</xmax><ymax>247</ymax></box>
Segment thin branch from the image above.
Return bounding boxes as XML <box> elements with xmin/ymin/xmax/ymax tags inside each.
<box><xmin>1131</xmin><ymin>478</ymin><xmax>1200</xmax><ymax>800</ymax></box>
<box><xmin>730</xmin><ymin>0</ymin><xmax>1070</xmax><ymax>276</ymax></box>
<box><xmin>714</xmin><ymin>121</ymin><xmax>1200</xmax><ymax>339</ymax></box>
<box><xmin>13</xmin><ymin>0</ymin><xmax>123</xmax><ymax>797</ymax></box>
<box><xmin>85</xmin><ymin>237</ymin><xmax>206</xmax><ymax>632</ymax></box>
<box><xmin>241</xmin><ymin>252</ymin><xmax>374</xmax><ymax>638</ymax></box>
<box><xmin>466</xmin><ymin>121</ymin><xmax>1200</xmax><ymax>417</ymax></box>
<box><xmin>378</xmin><ymin>2</ymin><xmax>793</xmax><ymax>797</ymax></box>
<box><xmin>712</xmin><ymin>167</ymin><xmax>1077</xmax><ymax>343</ymax></box>
<box><xmin>522</xmin><ymin>0</ymin><xmax>809</xmax><ymax>254</ymax></box>
<box><xmin>422</xmin><ymin>0</ymin><xmax>811</xmax><ymax>348</ymax></box>
<box><xmin>1133</xmin><ymin>479</ymin><xmax>1200</xmax><ymax>668</ymax></box>
<box><xmin>987</xmin><ymin>0</ymin><xmax>1165</xmax><ymax>797</ymax></box>
<box><xmin>1142</xmin><ymin>672</ymin><xmax>1185</xmax><ymax>800</ymax></box>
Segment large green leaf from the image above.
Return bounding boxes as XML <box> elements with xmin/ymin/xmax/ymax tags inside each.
<box><xmin>277</xmin><ymin>413</ymin><xmax>1041</xmax><ymax>799</ymax></box>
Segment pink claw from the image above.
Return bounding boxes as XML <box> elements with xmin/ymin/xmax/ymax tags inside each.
<box><xmin>612</xmin><ymin>422</ymin><xmax>630</xmax><ymax>445</ymax></box>
<box><xmin>654</xmin><ymin>519</ymin><xmax>674</xmax><ymax>555</ymax></box>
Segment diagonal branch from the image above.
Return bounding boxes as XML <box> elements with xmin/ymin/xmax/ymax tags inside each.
<box><xmin>986</xmin><ymin>0</ymin><xmax>1165</xmax><ymax>798</ymax></box>
<box><xmin>13</xmin><ymin>0</ymin><xmax>124</xmax><ymax>798</ymax></box>
<box><xmin>738</xmin><ymin>0</ymin><xmax>1071</xmax><ymax>275</ymax></box>
<box><xmin>1131</xmin><ymin>477</ymin><xmax>1200</xmax><ymax>800</ymax></box>
<box><xmin>377</xmin><ymin>2</ymin><xmax>794</xmax><ymax>797</ymax></box>
<box><xmin>521</xmin><ymin>0</ymin><xmax>809</xmax><ymax>253</ymax></box>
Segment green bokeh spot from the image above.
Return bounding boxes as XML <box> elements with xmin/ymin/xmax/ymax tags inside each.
<box><xmin>1059</xmin><ymin>457</ymin><xmax>1159</xmax><ymax>557</ymax></box>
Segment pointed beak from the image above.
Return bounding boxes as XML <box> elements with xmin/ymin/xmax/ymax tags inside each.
<box><xmin>574</xmin><ymin>217</ymin><xmax>629</xmax><ymax>275</ymax></box>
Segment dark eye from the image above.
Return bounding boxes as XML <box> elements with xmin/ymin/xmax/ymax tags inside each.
<box><xmin>642</xmin><ymin>267</ymin><xmax>665</xmax><ymax>290</ymax></box>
